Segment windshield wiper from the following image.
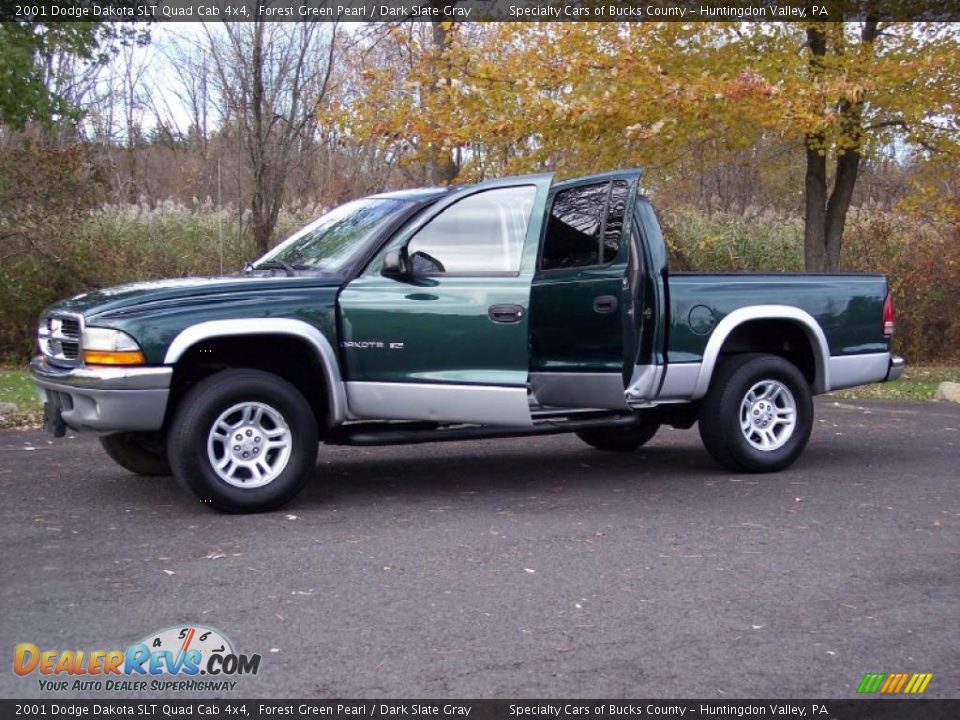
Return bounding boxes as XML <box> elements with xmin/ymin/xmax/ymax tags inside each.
<box><xmin>253</xmin><ymin>260</ymin><xmax>297</xmax><ymax>277</ymax></box>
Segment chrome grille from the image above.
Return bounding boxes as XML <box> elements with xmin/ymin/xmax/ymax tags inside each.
<box><xmin>38</xmin><ymin>312</ymin><xmax>84</xmax><ymax>367</ymax></box>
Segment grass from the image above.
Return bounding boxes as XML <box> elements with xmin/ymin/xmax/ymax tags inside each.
<box><xmin>2</xmin><ymin>364</ymin><xmax>957</xmax><ymax>431</ymax></box>
<box><xmin>829</xmin><ymin>365</ymin><xmax>960</xmax><ymax>402</ymax></box>
<box><xmin>0</xmin><ymin>366</ymin><xmax>42</xmax><ymax>429</ymax></box>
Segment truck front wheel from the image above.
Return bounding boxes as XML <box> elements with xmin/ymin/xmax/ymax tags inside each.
<box><xmin>168</xmin><ymin>369</ymin><xmax>319</xmax><ymax>513</ymax></box>
<box><xmin>698</xmin><ymin>353</ymin><xmax>813</xmax><ymax>473</ymax></box>
<box><xmin>100</xmin><ymin>432</ymin><xmax>171</xmax><ymax>476</ymax></box>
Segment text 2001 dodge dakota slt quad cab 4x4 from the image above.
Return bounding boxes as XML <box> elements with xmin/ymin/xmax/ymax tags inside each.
<box><xmin>31</xmin><ymin>170</ymin><xmax>904</xmax><ymax>512</ymax></box>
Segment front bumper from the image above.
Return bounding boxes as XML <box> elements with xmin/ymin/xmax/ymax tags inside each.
<box><xmin>886</xmin><ymin>355</ymin><xmax>905</xmax><ymax>382</ymax></box>
<box><xmin>29</xmin><ymin>356</ymin><xmax>172</xmax><ymax>434</ymax></box>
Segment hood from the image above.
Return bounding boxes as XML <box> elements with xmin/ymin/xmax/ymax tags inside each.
<box><xmin>49</xmin><ymin>274</ymin><xmax>344</xmax><ymax>320</ymax></box>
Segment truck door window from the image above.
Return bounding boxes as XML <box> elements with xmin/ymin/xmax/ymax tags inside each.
<box><xmin>603</xmin><ymin>180</ymin><xmax>629</xmax><ymax>263</ymax></box>
<box><xmin>540</xmin><ymin>180</ymin><xmax>628</xmax><ymax>270</ymax></box>
<box><xmin>406</xmin><ymin>186</ymin><xmax>536</xmax><ymax>275</ymax></box>
<box><xmin>541</xmin><ymin>183</ymin><xmax>606</xmax><ymax>270</ymax></box>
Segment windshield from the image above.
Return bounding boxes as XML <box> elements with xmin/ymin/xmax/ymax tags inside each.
<box><xmin>255</xmin><ymin>198</ymin><xmax>410</xmax><ymax>272</ymax></box>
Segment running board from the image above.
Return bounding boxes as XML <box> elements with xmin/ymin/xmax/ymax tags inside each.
<box><xmin>327</xmin><ymin>413</ymin><xmax>640</xmax><ymax>447</ymax></box>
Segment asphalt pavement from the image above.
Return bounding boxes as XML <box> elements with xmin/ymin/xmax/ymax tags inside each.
<box><xmin>1</xmin><ymin>398</ymin><xmax>958</xmax><ymax>699</ymax></box>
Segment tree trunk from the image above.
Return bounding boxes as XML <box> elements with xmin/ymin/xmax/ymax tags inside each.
<box><xmin>801</xmin><ymin>21</ymin><xmax>876</xmax><ymax>273</ymax></box>
<box><xmin>250</xmin><ymin>23</ymin><xmax>270</xmax><ymax>256</ymax></box>
<box><xmin>206</xmin><ymin>23</ymin><xmax>336</xmax><ymax>257</ymax></box>
<box><xmin>824</xmin><ymin>145</ymin><xmax>861</xmax><ymax>270</ymax></box>
<box><xmin>821</xmin><ymin>20</ymin><xmax>876</xmax><ymax>271</ymax></box>
<box><xmin>803</xmin><ymin>139</ymin><xmax>829</xmax><ymax>272</ymax></box>
<box><xmin>803</xmin><ymin>26</ymin><xmax>829</xmax><ymax>272</ymax></box>
<box><xmin>428</xmin><ymin>5</ymin><xmax>459</xmax><ymax>185</ymax></box>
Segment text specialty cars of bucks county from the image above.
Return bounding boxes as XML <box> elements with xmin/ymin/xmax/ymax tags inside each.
<box><xmin>31</xmin><ymin>169</ymin><xmax>903</xmax><ymax>512</ymax></box>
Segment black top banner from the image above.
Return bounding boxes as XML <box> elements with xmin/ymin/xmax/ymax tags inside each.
<box><xmin>3</xmin><ymin>0</ymin><xmax>960</xmax><ymax>23</ymax></box>
<box><xmin>2</xmin><ymin>699</ymin><xmax>960</xmax><ymax>720</ymax></box>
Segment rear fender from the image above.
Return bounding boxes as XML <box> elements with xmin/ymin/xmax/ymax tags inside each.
<box><xmin>692</xmin><ymin>306</ymin><xmax>831</xmax><ymax>398</ymax></box>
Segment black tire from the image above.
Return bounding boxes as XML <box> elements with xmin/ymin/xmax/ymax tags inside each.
<box><xmin>698</xmin><ymin>353</ymin><xmax>813</xmax><ymax>473</ymax></box>
<box><xmin>100</xmin><ymin>432</ymin><xmax>171</xmax><ymax>476</ymax></box>
<box><xmin>576</xmin><ymin>418</ymin><xmax>660</xmax><ymax>452</ymax></box>
<box><xmin>167</xmin><ymin>369</ymin><xmax>319</xmax><ymax>513</ymax></box>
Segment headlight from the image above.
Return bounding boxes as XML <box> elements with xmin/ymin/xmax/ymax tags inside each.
<box><xmin>82</xmin><ymin>327</ymin><xmax>145</xmax><ymax>365</ymax></box>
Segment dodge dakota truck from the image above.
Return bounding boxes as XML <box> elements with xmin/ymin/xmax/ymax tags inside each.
<box><xmin>30</xmin><ymin>169</ymin><xmax>904</xmax><ymax>512</ymax></box>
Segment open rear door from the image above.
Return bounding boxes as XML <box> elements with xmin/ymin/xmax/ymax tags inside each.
<box><xmin>528</xmin><ymin>169</ymin><xmax>643</xmax><ymax>409</ymax></box>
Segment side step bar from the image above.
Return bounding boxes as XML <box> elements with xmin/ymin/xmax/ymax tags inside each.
<box><xmin>328</xmin><ymin>412</ymin><xmax>641</xmax><ymax>447</ymax></box>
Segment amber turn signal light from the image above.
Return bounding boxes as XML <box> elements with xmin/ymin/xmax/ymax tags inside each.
<box><xmin>83</xmin><ymin>350</ymin><xmax>146</xmax><ymax>365</ymax></box>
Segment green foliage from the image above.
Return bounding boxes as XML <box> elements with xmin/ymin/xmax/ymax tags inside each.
<box><xmin>0</xmin><ymin>367</ymin><xmax>39</xmax><ymax>407</ymax></box>
<box><xmin>0</xmin><ymin>21</ymin><xmax>94</xmax><ymax>127</ymax></box>
<box><xmin>661</xmin><ymin>208</ymin><xmax>804</xmax><ymax>273</ymax></box>
<box><xmin>0</xmin><ymin>367</ymin><xmax>42</xmax><ymax>429</ymax></box>
<box><xmin>0</xmin><ymin>16</ymin><xmax>147</xmax><ymax>129</ymax></box>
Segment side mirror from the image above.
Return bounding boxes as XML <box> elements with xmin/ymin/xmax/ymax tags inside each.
<box><xmin>382</xmin><ymin>248</ymin><xmax>409</xmax><ymax>277</ymax></box>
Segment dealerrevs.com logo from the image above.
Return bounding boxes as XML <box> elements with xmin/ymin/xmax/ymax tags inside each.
<box><xmin>14</xmin><ymin>625</ymin><xmax>261</xmax><ymax>693</ymax></box>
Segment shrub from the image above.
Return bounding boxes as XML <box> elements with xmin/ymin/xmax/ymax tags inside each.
<box><xmin>1</xmin><ymin>190</ymin><xmax>322</xmax><ymax>362</ymax></box>
<box><xmin>661</xmin><ymin>204</ymin><xmax>960</xmax><ymax>363</ymax></box>
<box><xmin>2</xmin><ymin>189</ymin><xmax>956</xmax><ymax>365</ymax></box>
<box><xmin>1</xmin><ymin>144</ymin><xmax>108</xmax><ymax>362</ymax></box>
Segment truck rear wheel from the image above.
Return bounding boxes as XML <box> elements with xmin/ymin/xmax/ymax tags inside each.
<box><xmin>168</xmin><ymin>369</ymin><xmax>319</xmax><ymax>513</ymax></box>
<box><xmin>576</xmin><ymin>419</ymin><xmax>660</xmax><ymax>452</ymax></box>
<box><xmin>698</xmin><ymin>353</ymin><xmax>813</xmax><ymax>473</ymax></box>
<box><xmin>100</xmin><ymin>432</ymin><xmax>171</xmax><ymax>476</ymax></box>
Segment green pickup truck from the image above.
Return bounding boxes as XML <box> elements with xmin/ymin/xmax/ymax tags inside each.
<box><xmin>31</xmin><ymin>169</ymin><xmax>903</xmax><ymax>512</ymax></box>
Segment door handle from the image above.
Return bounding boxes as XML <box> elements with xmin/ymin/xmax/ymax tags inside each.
<box><xmin>488</xmin><ymin>304</ymin><xmax>524</xmax><ymax>324</ymax></box>
<box><xmin>593</xmin><ymin>295</ymin><xmax>618</xmax><ymax>313</ymax></box>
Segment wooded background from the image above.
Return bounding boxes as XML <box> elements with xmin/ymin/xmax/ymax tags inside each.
<box><xmin>1</xmin><ymin>18</ymin><xmax>958</xmax><ymax>362</ymax></box>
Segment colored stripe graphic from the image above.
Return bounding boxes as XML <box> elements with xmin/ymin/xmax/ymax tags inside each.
<box><xmin>857</xmin><ymin>672</ymin><xmax>932</xmax><ymax>694</ymax></box>
<box><xmin>857</xmin><ymin>673</ymin><xmax>885</xmax><ymax>693</ymax></box>
<box><xmin>879</xmin><ymin>673</ymin><xmax>898</xmax><ymax>693</ymax></box>
<box><xmin>911</xmin><ymin>673</ymin><xmax>933</xmax><ymax>694</ymax></box>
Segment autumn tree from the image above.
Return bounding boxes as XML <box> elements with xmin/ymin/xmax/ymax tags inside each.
<box><xmin>741</xmin><ymin>22</ymin><xmax>960</xmax><ymax>270</ymax></box>
<box><xmin>424</xmin><ymin>6</ymin><xmax>461</xmax><ymax>183</ymax></box>
<box><xmin>326</xmin><ymin>20</ymin><xmax>468</xmax><ymax>186</ymax></box>
<box><xmin>333</xmin><ymin>21</ymin><xmax>960</xmax><ymax>271</ymax></box>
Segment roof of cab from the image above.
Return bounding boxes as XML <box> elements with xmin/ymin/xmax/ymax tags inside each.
<box><xmin>367</xmin><ymin>169</ymin><xmax>643</xmax><ymax>202</ymax></box>
<box><xmin>367</xmin><ymin>187</ymin><xmax>455</xmax><ymax>202</ymax></box>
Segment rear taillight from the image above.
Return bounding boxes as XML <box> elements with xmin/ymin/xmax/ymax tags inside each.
<box><xmin>882</xmin><ymin>293</ymin><xmax>895</xmax><ymax>338</ymax></box>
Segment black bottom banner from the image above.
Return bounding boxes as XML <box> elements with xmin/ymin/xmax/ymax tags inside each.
<box><xmin>2</xmin><ymin>700</ymin><xmax>958</xmax><ymax>720</ymax></box>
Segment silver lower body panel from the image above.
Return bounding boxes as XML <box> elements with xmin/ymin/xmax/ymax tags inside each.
<box><xmin>828</xmin><ymin>352</ymin><xmax>896</xmax><ymax>391</ymax></box>
<box><xmin>344</xmin><ymin>353</ymin><xmax>905</xmax><ymax>428</ymax></box>
<box><xmin>630</xmin><ymin>352</ymin><xmax>903</xmax><ymax>404</ymax></box>
<box><xmin>345</xmin><ymin>381</ymin><xmax>532</xmax><ymax>427</ymax></box>
<box><xmin>30</xmin><ymin>356</ymin><xmax>172</xmax><ymax>433</ymax></box>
